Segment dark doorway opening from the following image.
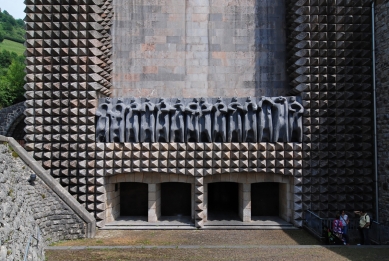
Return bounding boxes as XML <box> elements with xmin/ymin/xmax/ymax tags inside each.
<box><xmin>208</xmin><ymin>182</ymin><xmax>239</xmax><ymax>220</ymax></box>
<box><xmin>120</xmin><ymin>182</ymin><xmax>148</xmax><ymax>216</ymax></box>
<box><xmin>6</xmin><ymin>115</ymin><xmax>26</xmax><ymax>147</ymax></box>
<box><xmin>251</xmin><ymin>182</ymin><xmax>279</xmax><ymax>216</ymax></box>
<box><xmin>161</xmin><ymin>183</ymin><xmax>191</xmax><ymax>217</ymax></box>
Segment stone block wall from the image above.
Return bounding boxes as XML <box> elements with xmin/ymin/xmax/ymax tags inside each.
<box><xmin>22</xmin><ymin>0</ymin><xmax>376</xmax><ymax>228</ymax></box>
<box><xmin>375</xmin><ymin>0</ymin><xmax>389</xmax><ymax>226</ymax></box>
<box><xmin>111</xmin><ymin>0</ymin><xmax>289</xmax><ymax>98</ymax></box>
<box><xmin>0</xmin><ymin>142</ymin><xmax>86</xmax><ymax>261</ymax></box>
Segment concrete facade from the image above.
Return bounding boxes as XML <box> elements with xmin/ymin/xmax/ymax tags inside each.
<box><xmin>22</xmin><ymin>0</ymin><xmax>375</xmax><ymax>228</ymax></box>
<box><xmin>111</xmin><ymin>0</ymin><xmax>289</xmax><ymax>98</ymax></box>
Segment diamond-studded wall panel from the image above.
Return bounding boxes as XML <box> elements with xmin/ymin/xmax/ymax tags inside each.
<box><xmin>24</xmin><ymin>0</ymin><xmax>113</xmax><ymax>225</ymax></box>
<box><xmin>24</xmin><ymin>0</ymin><xmax>375</xmax><ymax>227</ymax></box>
<box><xmin>286</xmin><ymin>0</ymin><xmax>374</xmax><ymax>218</ymax></box>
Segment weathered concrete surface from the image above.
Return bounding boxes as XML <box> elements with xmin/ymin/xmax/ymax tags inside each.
<box><xmin>0</xmin><ymin>140</ymin><xmax>89</xmax><ymax>260</ymax></box>
<box><xmin>111</xmin><ymin>0</ymin><xmax>288</xmax><ymax>98</ymax></box>
<box><xmin>375</xmin><ymin>0</ymin><xmax>389</xmax><ymax>231</ymax></box>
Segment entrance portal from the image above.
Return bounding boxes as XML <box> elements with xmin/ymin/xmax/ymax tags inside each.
<box><xmin>207</xmin><ymin>182</ymin><xmax>239</xmax><ymax>220</ymax></box>
<box><xmin>120</xmin><ymin>182</ymin><xmax>148</xmax><ymax>216</ymax></box>
<box><xmin>251</xmin><ymin>182</ymin><xmax>279</xmax><ymax>216</ymax></box>
<box><xmin>161</xmin><ymin>183</ymin><xmax>191</xmax><ymax>217</ymax></box>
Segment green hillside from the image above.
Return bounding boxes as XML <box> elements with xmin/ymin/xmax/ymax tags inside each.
<box><xmin>0</xmin><ymin>10</ymin><xmax>25</xmax><ymax>43</ymax></box>
<box><xmin>0</xmin><ymin>39</ymin><xmax>25</xmax><ymax>56</ymax></box>
<box><xmin>0</xmin><ymin>10</ymin><xmax>26</xmax><ymax>109</ymax></box>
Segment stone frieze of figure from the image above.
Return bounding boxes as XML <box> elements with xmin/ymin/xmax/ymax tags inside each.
<box><xmin>258</xmin><ymin>96</ymin><xmax>275</xmax><ymax>142</ymax></box>
<box><xmin>170</xmin><ymin>98</ymin><xmax>185</xmax><ymax>142</ymax></box>
<box><xmin>96</xmin><ymin>97</ymin><xmax>112</xmax><ymax>142</ymax></box>
<box><xmin>212</xmin><ymin>97</ymin><xmax>227</xmax><ymax>142</ymax></box>
<box><xmin>185</xmin><ymin>98</ymin><xmax>201</xmax><ymax>142</ymax></box>
<box><xmin>288</xmin><ymin>96</ymin><xmax>304</xmax><ymax>143</ymax></box>
<box><xmin>272</xmin><ymin>96</ymin><xmax>289</xmax><ymax>142</ymax></box>
<box><xmin>96</xmin><ymin>96</ymin><xmax>304</xmax><ymax>143</ymax></box>
<box><xmin>125</xmin><ymin>97</ymin><xmax>140</xmax><ymax>142</ymax></box>
<box><xmin>242</xmin><ymin>96</ymin><xmax>258</xmax><ymax>142</ymax></box>
<box><xmin>140</xmin><ymin>97</ymin><xmax>156</xmax><ymax>142</ymax></box>
<box><xmin>227</xmin><ymin>97</ymin><xmax>243</xmax><ymax>142</ymax></box>
<box><xmin>199</xmin><ymin>97</ymin><xmax>212</xmax><ymax>142</ymax></box>
<box><xmin>110</xmin><ymin>98</ymin><xmax>126</xmax><ymax>143</ymax></box>
<box><xmin>155</xmin><ymin>98</ymin><xmax>172</xmax><ymax>142</ymax></box>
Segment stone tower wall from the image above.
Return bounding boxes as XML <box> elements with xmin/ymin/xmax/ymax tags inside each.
<box><xmin>286</xmin><ymin>0</ymin><xmax>374</xmax><ymax>217</ymax></box>
<box><xmin>23</xmin><ymin>0</ymin><xmax>376</xmax><ymax>226</ymax></box>
<box><xmin>111</xmin><ymin>0</ymin><xmax>289</xmax><ymax>98</ymax></box>
<box><xmin>375</xmin><ymin>0</ymin><xmax>389</xmax><ymax>225</ymax></box>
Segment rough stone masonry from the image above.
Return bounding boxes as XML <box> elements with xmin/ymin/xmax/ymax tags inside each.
<box><xmin>0</xmin><ymin>142</ymin><xmax>86</xmax><ymax>261</ymax></box>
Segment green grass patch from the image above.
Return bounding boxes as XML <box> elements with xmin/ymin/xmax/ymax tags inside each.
<box><xmin>0</xmin><ymin>40</ymin><xmax>25</xmax><ymax>56</ymax></box>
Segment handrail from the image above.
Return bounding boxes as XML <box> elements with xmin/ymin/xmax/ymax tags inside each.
<box><xmin>306</xmin><ymin>210</ymin><xmax>322</xmax><ymax>220</ymax></box>
<box><xmin>304</xmin><ymin>210</ymin><xmax>387</xmax><ymax>245</ymax></box>
<box><xmin>23</xmin><ymin>235</ymin><xmax>38</xmax><ymax>261</ymax></box>
<box><xmin>23</xmin><ymin>226</ymin><xmax>41</xmax><ymax>261</ymax></box>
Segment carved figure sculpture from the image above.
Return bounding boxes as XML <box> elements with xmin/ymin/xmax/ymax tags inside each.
<box><xmin>228</xmin><ymin>97</ymin><xmax>243</xmax><ymax>142</ymax></box>
<box><xmin>96</xmin><ymin>96</ymin><xmax>304</xmax><ymax>143</ymax></box>
<box><xmin>272</xmin><ymin>96</ymin><xmax>289</xmax><ymax>142</ymax></box>
<box><xmin>212</xmin><ymin>97</ymin><xmax>227</xmax><ymax>142</ymax></box>
<box><xmin>125</xmin><ymin>97</ymin><xmax>140</xmax><ymax>142</ymax></box>
<box><xmin>243</xmin><ymin>96</ymin><xmax>258</xmax><ymax>142</ymax></box>
<box><xmin>199</xmin><ymin>97</ymin><xmax>212</xmax><ymax>142</ymax></box>
<box><xmin>185</xmin><ymin>98</ymin><xmax>201</xmax><ymax>142</ymax></box>
<box><xmin>155</xmin><ymin>98</ymin><xmax>171</xmax><ymax>142</ymax></box>
<box><xmin>140</xmin><ymin>98</ymin><xmax>156</xmax><ymax>142</ymax></box>
<box><xmin>96</xmin><ymin>97</ymin><xmax>112</xmax><ymax>142</ymax></box>
<box><xmin>288</xmin><ymin>97</ymin><xmax>304</xmax><ymax>142</ymax></box>
<box><xmin>170</xmin><ymin>98</ymin><xmax>185</xmax><ymax>142</ymax></box>
<box><xmin>258</xmin><ymin>96</ymin><xmax>275</xmax><ymax>142</ymax></box>
<box><xmin>110</xmin><ymin>98</ymin><xmax>126</xmax><ymax>143</ymax></box>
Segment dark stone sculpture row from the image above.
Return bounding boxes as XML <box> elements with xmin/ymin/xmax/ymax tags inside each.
<box><xmin>96</xmin><ymin>97</ymin><xmax>304</xmax><ymax>143</ymax></box>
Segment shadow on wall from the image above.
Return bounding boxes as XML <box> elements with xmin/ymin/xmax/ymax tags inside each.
<box><xmin>255</xmin><ymin>0</ymin><xmax>289</xmax><ymax>97</ymax></box>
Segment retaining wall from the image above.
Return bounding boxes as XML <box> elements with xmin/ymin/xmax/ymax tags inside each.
<box><xmin>0</xmin><ymin>136</ymin><xmax>95</xmax><ymax>260</ymax></box>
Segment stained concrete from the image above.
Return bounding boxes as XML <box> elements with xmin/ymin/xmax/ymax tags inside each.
<box><xmin>111</xmin><ymin>0</ymin><xmax>289</xmax><ymax>98</ymax></box>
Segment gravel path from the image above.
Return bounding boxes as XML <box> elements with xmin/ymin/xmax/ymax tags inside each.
<box><xmin>52</xmin><ymin>229</ymin><xmax>319</xmax><ymax>247</ymax></box>
<box><xmin>46</xmin><ymin>247</ymin><xmax>389</xmax><ymax>261</ymax></box>
<box><xmin>47</xmin><ymin>230</ymin><xmax>389</xmax><ymax>260</ymax></box>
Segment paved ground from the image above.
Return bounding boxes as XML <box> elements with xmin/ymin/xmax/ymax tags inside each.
<box><xmin>46</xmin><ymin>230</ymin><xmax>389</xmax><ymax>261</ymax></box>
<box><xmin>51</xmin><ymin>230</ymin><xmax>318</xmax><ymax>247</ymax></box>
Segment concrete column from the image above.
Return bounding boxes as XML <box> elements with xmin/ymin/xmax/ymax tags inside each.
<box><xmin>148</xmin><ymin>183</ymin><xmax>161</xmax><ymax>222</ymax></box>
<box><xmin>239</xmin><ymin>183</ymin><xmax>251</xmax><ymax>222</ymax></box>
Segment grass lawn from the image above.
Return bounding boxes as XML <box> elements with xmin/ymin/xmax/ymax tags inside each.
<box><xmin>0</xmin><ymin>39</ymin><xmax>25</xmax><ymax>56</ymax></box>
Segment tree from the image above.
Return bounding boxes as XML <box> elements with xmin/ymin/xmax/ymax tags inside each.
<box><xmin>0</xmin><ymin>32</ymin><xmax>3</xmax><ymax>43</ymax></box>
<box><xmin>0</xmin><ymin>59</ymin><xmax>25</xmax><ymax>108</ymax></box>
